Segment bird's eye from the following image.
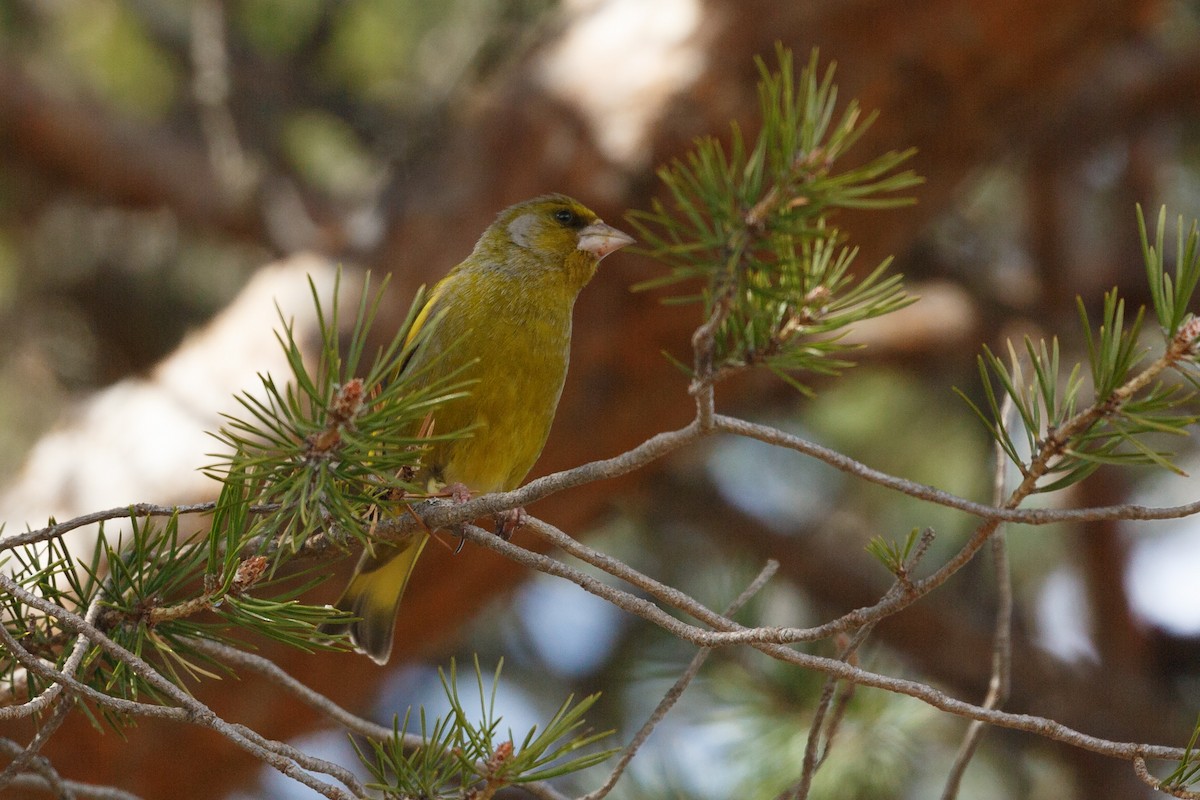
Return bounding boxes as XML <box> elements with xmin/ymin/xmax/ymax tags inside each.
<box><xmin>553</xmin><ymin>208</ymin><xmax>580</xmax><ymax>227</ymax></box>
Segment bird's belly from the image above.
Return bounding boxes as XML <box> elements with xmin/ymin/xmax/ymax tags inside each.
<box><xmin>435</xmin><ymin>335</ymin><xmax>568</xmax><ymax>493</ymax></box>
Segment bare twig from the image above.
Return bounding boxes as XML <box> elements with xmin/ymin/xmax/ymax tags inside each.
<box><xmin>1135</xmin><ymin>756</ymin><xmax>1200</xmax><ymax>799</ymax></box>
<box><xmin>0</xmin><ymin>593</ymin><xmax>102</xmax><ymax>718</ymax></box>
<box><xmin>0</xmin><ymin>737</ymin><xmax>74</xmax><ymax>800</ymax></box>
<box><xmin>788</xmin><ymin>530</ymin><xmax>937</xmax><ymax>800</ymax></box>
<box><xmin>0</xmin><ymin>624</ymin><xmax>198</xmax><ymax>722</ymax></box>
<box><xmin>710</xmin><ymin>415</ymin><xmax>1200</xmax><ymax>526</ymax></box>
<box><xmin>0</xmin><ymin>574</ymin><xmax>362</xmax><ymax>800</ymax></box>
<box><xmin>0</xmin><ymin>503</ymin><xmax>221</xmax><ymax>553</ymax></box>
<box><xmin>580</xmin><ymin>560</ymin><xmax>779</xmax><ymax>800</ymax></box>
<box><xmin>7</xmin><ymin>770</ymin><xmax>143</xmax><ymax>800</ymax></box>
<box><xmin>185</xmin><ymin>637</ymin><xmax>410</xmax><ymax>745</ymax></box>
<box><xmin>689</xmin><ymin>284</ymin><xmax>736</xmax><ymax>430</ymax></box>
<box><xmin>0</xmin><ymin>697</ymin><xmax>75</xmax><ymax>795</ymax></box>
<box><xmin>452</xmin><ymin>519</ymin><xmax>1190</xmax><ymax>763</ymax></box>
<box><xmin>941</xmin><ymin>398</ymin><xmax>1016</xmax><ymax>800</ymax></box>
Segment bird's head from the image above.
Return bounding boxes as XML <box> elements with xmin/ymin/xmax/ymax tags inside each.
<box><xmin>481</xmin><ymin>194</ymin><xmax>635</xmax><ymax>288</ymax></box>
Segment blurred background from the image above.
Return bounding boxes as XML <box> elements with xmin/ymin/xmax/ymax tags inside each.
<box><xmin>3</xmin><ymin>0</ymin><xmax>1200</xmax><ymax>798</ymax></box>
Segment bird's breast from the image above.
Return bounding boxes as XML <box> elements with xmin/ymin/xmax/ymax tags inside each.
<box><xmin>422</xmin><ymin>279</ymin><xmax>575</xmax><ymax>493</ymax></box>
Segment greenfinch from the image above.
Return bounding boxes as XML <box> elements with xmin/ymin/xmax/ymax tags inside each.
<box><xmin>327</xmin><ymin>194</ymin><xmax>634</xmax><ymax>664</ymax></box>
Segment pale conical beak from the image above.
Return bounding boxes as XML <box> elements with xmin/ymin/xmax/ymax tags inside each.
<box><xmin>577</xmin><ymin>220</ymin><xmax>635</xmax><ymax>260</ymax></box>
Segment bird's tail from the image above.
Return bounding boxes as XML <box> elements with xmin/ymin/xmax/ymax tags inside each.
<box><xmin>322</xmin><ymin>532</ymin><xmax>430</xmax><ymax>665</ymax></box>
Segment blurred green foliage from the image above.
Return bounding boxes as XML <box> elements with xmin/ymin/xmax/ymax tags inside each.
<box><xmin>49</xmin><ymin>0</ymin><xmax>179</xmax><ymax>118</ymax></box>
<box><xmin>283</xmin><ymin>110</ymin><xmax>380</xmax><ymax>197</ymax></box>
<box><xmin>235</xmin><ymin>0</ymin><xmax>325</xmax><ymax>56</ymax></box>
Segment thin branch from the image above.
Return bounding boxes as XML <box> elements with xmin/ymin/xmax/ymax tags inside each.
<box><xmin>580</xmin><ymin>560</ymin><xmax>779</xmax><ymax>800</ymax></box>
<box><xmin>0</xmin><ymin>623</ymin><xmax>193</xmax><ymax>721</ymax></box>
<box><xmin>789</xmin><ymin>634</ymin><xmax>865</xmax><ymax>799</ymax></box>
<box><xmin>710</xmin><ymin>414</ymin><xmax>1200</xmax><ymax>525</ymax></box>
<box><xmin>941</xmin><ymin>400</ymin><xmax>1016</xmax><ymax>800</ymax></box>
<box><xmin>452</xmin><ymin>519</ymin><xmax>1189</xmax><ymax>763</ymax></box>
<box><xmin>185</xmin><ymin>637</ymin><xmax>410</xmax><ymax>745</ymax></box>
<box><xmin>230</xmin><ymin>721</ymin><xmax>364</xmax><ymax>794</ymax></box>
<box><xmin>0</xmin><ymin>503</ymin><xmax>221</xmax><ymax>553</ymax></box>
<box><xmin>788</xmin><ymin>529</ymin><xmax>937</xmax><ymax>800</ymax></box>
<box><xmin>0</xmin><ymin>698</ymin><xmax>75</xmax><ymax>796</ymax></box>
<box><xmin>525</xmin><ymin>508</ymin><xmax>916</xmax><ymax>651</ymax></box>
<box><xmin>0</xmin><ymin>574</ymin><xmax>361</xmax><ymax>800</ymax></box>
<box><xmin>689</xmin><ymin>285</ymin><xmax>736</xmax><ymax>430</ymax></box>
<box><xmin>1135</xmin><ymin>756</ymin><xmax>1200</xmax><ymax>799</ymax></box>
<box><xmin>0</xmin><ymin>593</ymin><xmax>102</xmax><ymax>719</ymax></box>
<box><xmin>0</xmin><ymin>738</ymin><xmax>73</xmax><ymax>800</ymax></box>
<box><xmin>816</xmin><ymin>665</ymin><xmax>856</xmax><ymax>768</ymax></box>
<box><xmin>7</xmin><ymin>771</ymin><xmax>143</xmax><ymax>800</ymax></box>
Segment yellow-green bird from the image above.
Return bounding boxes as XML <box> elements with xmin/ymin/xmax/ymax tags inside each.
<box><xmin>328</xmin><ymin>194</ymin><xmax>634</xmax><ymax>664</ymax></box>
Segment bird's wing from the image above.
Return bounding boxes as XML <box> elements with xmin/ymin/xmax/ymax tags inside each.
<box><xmin>388</xmin><ymin>279</ymin><xmax>449</xmax><ymax>383</ymax></box>
<box><xmin>405</xmin><ymin>280</ymin><xmax>447</xmax><ymax>349</ymax></box>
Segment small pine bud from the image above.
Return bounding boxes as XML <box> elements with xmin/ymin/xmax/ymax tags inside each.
<box><xmin>232</xmin><ymin>555</ymin><xmax>268</xmax><ymax>594</ymax></box>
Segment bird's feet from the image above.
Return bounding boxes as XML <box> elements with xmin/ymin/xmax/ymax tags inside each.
<box><xmin>428</xmin><ymin>482</ymin><xmax>474</xmax><ymax>554</ymax></box>
<box><xmin>430</xmin><ymin>482</ymin><xmax>526</xmax><ymax>544</ymax></box>
<box><xmin>494</xmin><ymin>507</ymin><xmax>528</xmax><ymax>540</ymax></box>
<box><xmin>444</xmin><ymin>482</ymin><xmax>472</xmax><ymax>504</ymax></box>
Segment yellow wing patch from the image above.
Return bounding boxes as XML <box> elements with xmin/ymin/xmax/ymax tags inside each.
<box><xmin>406</xmin><ymin>282</ymin><xmax>445</xmax><ymax>349</ymax></box>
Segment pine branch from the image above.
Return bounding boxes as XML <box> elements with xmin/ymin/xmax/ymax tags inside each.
<box><xmin>0</xmin><ymin>572</ymin><xmax>361</xmax><ymax>799</ymax></box>
<box><xmin>579</xmin><ymin>561</ymin><xmax>779</xmax><ymax>800</ymax></box>
<box><xmin>438</xmin><ymin>517</ymin><xmax>1193</xmax><ymax>765</ymax></box>
<box><xmin>2</xmin><ymin>40</ymin><xmax>1199</xmax><ymax>800</ymax></box>
<box><xmin>628</xmin><ymin>46</ymin><xmax>920</xmax><ymax>395</ymax></box>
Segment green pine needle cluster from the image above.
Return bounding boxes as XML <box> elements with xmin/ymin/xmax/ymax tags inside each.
<box><xmin>357</xmin><ymin>658</ymin><xmax>614</xmax><ymax>798</ymax></box>
<box><xmin>210</xmin><ymin>270</ymin><xmax>471</xmax><ymax>554</ymax></box>
<box><xmin>0</xmin><ymin>264</ymin><xmax>622</xmax><ymax>785</ymax></box>
<box><xmin>865</xmin><ymin>528</ymin><xmax>924</xmax><ymax>580</ymax></box>
<box><xmin>627</xmin><ymin>45</ymin><xmax>922</xmax><ymax>392</ymax></box>
<box><xmin>1142</xmin><ymin>205</ymin><xmax>1200</xmax><ymax>340</ymax></box>
<box><xmin>0</xmin><ymin>270</ymin><xmax>479</xmax><ymax>727</ymax></box>
<box><xmin>0</xmin><ymin>504</ymin><xmax>344</xmax><ymax>731</ymax></box>
<box><xmin>1164</xmin><ymin>713</ymin><xmax>1200</xmax><ymax>792</ymax></box>
<box><xmin>958</xmin><ymin>206</ymin><xmax>1200</xmax><ymax>494</ymax></box>
<box><xmin>2</xmin><ymin>532</ymin><xmax>102</xmax><ymax>701</ymax></box>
